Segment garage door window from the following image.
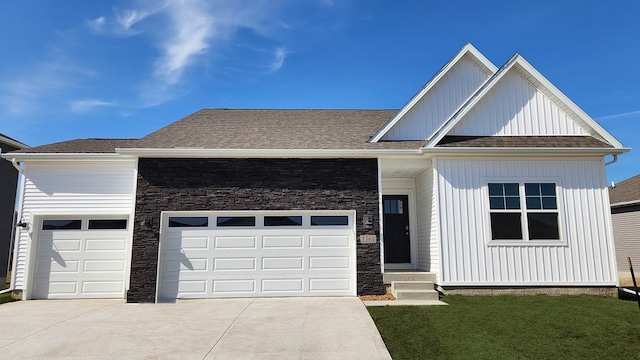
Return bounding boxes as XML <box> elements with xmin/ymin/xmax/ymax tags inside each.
<box><xmin>42</xmin><ymin>220</ymin><xmax>82</xmax><ymax>230</ymax></box>
<box><xmin>168</xmin><ymin>217</ymin><xmax>209</xmax><ymax>227</ymax></box>
<box><xmin>311</xmin><ymin>216</ymin><xmax>349</xmax><ymax>226</ymax></box>
<box><xmin>217</xmin><ymin>216</ymin><xmax>256</xmax><ymax>227</ymax></box>
<box><xmin>88</xmin><ymin>219</ymin><xmax>128</xmax><ymax>230</ymax></box>
<box><xmin>264</xmin><ymin>216</ymin><xmax>302</xmax><ymax>226</ymax></box>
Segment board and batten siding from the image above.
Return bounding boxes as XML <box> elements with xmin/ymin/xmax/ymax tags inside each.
<box><xmin>450</xmin><ymin>69</ymin><xmax>588</xmax><ymax>136</ymax></box>
<box><xmin>611</xmin><ymin>205</ymin><xmax>640</xmax><ymax>286</ymax></box>
<box><xmin>13</xmin><ymin>160</ymin><xmax>137</xmax><ymax>290</ymax></box>
<box><xmin>434</xmin><ymin>158</ymin><xmax>616</xmax><ymax>286</ymax></box>
<box><xmin>415</xmin><ymin>168</ymin><xmax>438</xmax><ymax>273</ymax></box>
<box><xmin>382</xmin><ymin>55</ymin><xmax>493</xmax><ymax>141</ymax></box>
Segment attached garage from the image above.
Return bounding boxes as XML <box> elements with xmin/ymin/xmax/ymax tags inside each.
<box><xmin>31</xmin><ymin>217</ymin><xmax>129</xmax><ymax>299</ymax></box>
<box><xmin>157</xmin><ymin>211</ymin><xmax>356</xmax><ymax>300</ymax></box>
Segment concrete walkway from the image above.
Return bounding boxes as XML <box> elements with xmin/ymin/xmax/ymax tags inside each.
<box><xmin>0</xmin><ymin>297</ymin><xmax>391</xmax><ymax>359</ymax></box>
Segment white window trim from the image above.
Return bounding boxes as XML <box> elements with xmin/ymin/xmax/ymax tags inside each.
<box><xmin>483</xmin><ymin>179</ymin><xmax>566</xmax><ymax>247</ymax></box>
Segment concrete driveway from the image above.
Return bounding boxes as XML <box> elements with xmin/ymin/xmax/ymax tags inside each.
<box><xmin>0</xmin><ymin>297</ymin><xmax>391</xmax><ymax>359</ymax></box>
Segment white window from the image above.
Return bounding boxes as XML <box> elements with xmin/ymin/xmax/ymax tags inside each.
<box><xmin>487</xmin><ymin>182</ymin><xmax>561</xmax><ymax>242</ymax></box>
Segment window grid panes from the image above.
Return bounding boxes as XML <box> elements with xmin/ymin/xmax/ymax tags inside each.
<box><xmin>383</xmin><ymin>199</ymin><xmax>404</xmax><ymax>214</ymax></box>
<box><xmin>488</xmin><ymin>182</ymin><xmax>560</xmax><ymax>241</ymax></box>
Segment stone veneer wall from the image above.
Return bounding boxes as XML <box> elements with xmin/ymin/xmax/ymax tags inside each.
<box><xmin>127</xmin><ymin>158</ymin><xmax>383</xmax><ymax>303</ymax></box>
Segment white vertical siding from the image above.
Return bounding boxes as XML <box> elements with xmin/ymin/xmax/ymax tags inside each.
<box><xmin>13</xmin><ymin>160</ymin><xmax>137</xmax><ymax>290</ymax></box>
<box><xmin>435</xmin><ymin>158</ymin><xmax>616</xmax><ymax>285</ymax></box>
<box><xmin>415</xmin><ymin>168</ymin><xmax>434</xmax><ymax>271</ymax></box>
<box><xmin>382</xmin><ymin>55</ymin><xmax>492</xmax><ymax>140</ymax></box>
<box><xmin>450</xmin><ymin>69</ymin><xmax>588</xmax><ymax>136</ymax></box>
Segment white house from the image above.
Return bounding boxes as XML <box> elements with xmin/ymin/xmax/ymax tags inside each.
<box><xmin>3</xmin><ymin>44</ymin><xmax>627</xmax><ymax>302</ymax></box>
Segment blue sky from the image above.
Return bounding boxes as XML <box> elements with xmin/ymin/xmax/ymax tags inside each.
<box><xmin>1</xmin><ymin>0</ymin><xmax>638</xmax><ymax>183</ymax></box>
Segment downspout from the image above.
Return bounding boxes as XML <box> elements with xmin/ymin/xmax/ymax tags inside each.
<box><xmin>605</xmin><ymin>154</ymin><xmax>618</xmax><ymax>166</ymax></box>
<box><xmin>11</xmin><ymin>158</ymin><xmax>23</xmax><ymax>173</ymax></box>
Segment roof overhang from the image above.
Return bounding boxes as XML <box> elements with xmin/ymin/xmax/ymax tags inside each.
<box><xmin>115</xmin><ymin>148</ymin><xmax>423</xmax><ymax>158</ymax></box>
<box><xmin>426</xmin><ymin>147</ymin><xmax>630</xmax><ymax>157</ymax></box>
<box><xmin>0</xmin><ymin>136</ymin><xmax>29</xmax><ymax>150</ymax></box>
<box><xmin>1</xmin><ymin>153</ymin><xmax>135</xmax><ymax>161</ymax></box>
<box><xmin>611</xmin><ymin>199</ymin><xmax>640</xmax><ymax>208</ymax></box>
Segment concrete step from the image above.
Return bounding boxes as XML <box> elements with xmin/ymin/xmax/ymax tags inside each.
<box><xmin>383</xmin><ymin>271</ymin><xmax>437</xmax><ymax>284</ymax></box>
<box><xmin>393</xmin><ymin>289</ymin><xmax>440</xmax><ymax>301</ymax></box>
<box><xmin>391</xmin><ymin>281</ymin><xmax>434</xmax><ymax>291</ymax></box>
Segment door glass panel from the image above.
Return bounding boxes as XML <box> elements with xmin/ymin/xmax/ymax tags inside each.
<box><xmin>42</xmin><ymin>220</ymin><xmax>82</xmax><ymax>230</ymax></box>
<box><xmin>383</xmin><ymin>199</ymin><xmax>404</xmax><ymax>214</ymax></box>
<box><xmin>311</xmin><ymin>216</ymin><xmax>348</xmax><ymax>226</ymax></box>
<box><xmin>168</xmin><ymin>217</ymin><xmax>208</xmax><ymax>227</ymax></box>
<box><xmin>264</xmin><ymin>216</ymin><xmax>302</xmax><ymax>226</ymax></box>
<box><xmin>88</xmin><ymin>219</ymin><xmax>128</xmax><ymax>230</ymax></box>
<box><xmin>217</xmin><ymin>216</ymin><xmax>256</xmax><ymax>227</ymax></box>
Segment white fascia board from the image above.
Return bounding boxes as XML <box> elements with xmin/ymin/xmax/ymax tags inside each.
<box><xmin>424</xmin><ymin>53</ymin><xmax>521</xmax><ymax>149</ymax></box>
<box><xmin>425</xmin><ymin>147</ymin><xmax>630</xmax><ymax>157</ymax></box>
<box><xmin>0</xmin><ymin>136</ymin><xmax>29</xmax><ymax>150</ymax></box>
<box><xmin>369</xmin><ymin>43</ymin><xmax>497</xmax><ymax>143</ymax></box>
<box><xmin>512</xmin><ymin>56</ymin><xmax>624</xmax><ymax>148</ymax></box>
<box><xmin>115</xmin><ymin>148</ymin><xmax>423</xmax><ymax>158</ymax></box>
<box><xmin>611</xmin><ymin>199</ymin><xmax>640</xmax><ymax>208</ymax></box>
<box><xmin>1</xmin><ymin>153</ymin><xmax>133</xmax><ymax>161</ymax></box>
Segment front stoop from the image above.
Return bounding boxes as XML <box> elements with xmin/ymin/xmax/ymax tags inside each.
<box><xmin>383</xmin><ymin>271</ymin><xmax>441</xmax><ymax>302</ymax></box>
<box><xmin>391</xmin><ymin>281</ymin><xmax>440</xmax><ymax>301</ymax></box>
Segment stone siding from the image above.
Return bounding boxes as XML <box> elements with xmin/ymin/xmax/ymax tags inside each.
<box><xmin>127</xmin><ymin>158</ymin><xmax>384</xmax><ymax>303</ymax></box>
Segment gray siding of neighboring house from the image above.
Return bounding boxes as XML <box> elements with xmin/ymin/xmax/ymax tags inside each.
<box><xmin>128</xmin><ymin>158</ymin><xmax>383</xmax><ymax>303</ymax></box>
<box><xmin>612</xmin><ymin>205</ymin><xmax>640</xmax><ymax>286</ymax></box>
<box><xmin>0</xmin><ymin>143</ymin><xmax>20</xmax><ymax>284</ymax></box>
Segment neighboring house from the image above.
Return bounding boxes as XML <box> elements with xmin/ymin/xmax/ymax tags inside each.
<box><xmin>2</xmin><ymin>44</ymin><xmax>628</xmax><ymax>302</ymax></box>
<box><xmin>609</xmin><ymin>174</ymin><xmax>640</xmax><ymax>287</ymax></box>
<box><xmin>0</xmin><ymin>134</ymin><xmax>29</xmax><ymax>288</ymax></box>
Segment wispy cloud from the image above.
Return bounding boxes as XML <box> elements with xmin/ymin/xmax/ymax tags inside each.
<box><xmin>597</xmin><ymin>110</ymin><xmax>640</xmax><ymax>121</ymax></box>
<box><xmin>70</xmin><ymin>99</ymin><xmax>114</xmax><ymax>113</ymax></box>
<box><xmin>266</xmin><ymin>47</ymin><xmax>287</xmax><ymax>73</ymax></box>
<box><xmin>86</xmin><ymin>16</ymin><xmax>106</xmax><ymax>33</ymax></box>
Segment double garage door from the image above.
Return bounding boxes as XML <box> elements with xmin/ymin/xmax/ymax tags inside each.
<box><xmin>158</xmin><ymin>211</ymin><xmax>356</xmax><ymax>300</ymax></box>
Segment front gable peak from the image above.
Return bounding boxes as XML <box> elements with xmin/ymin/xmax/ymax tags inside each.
<box><xmin>369</xmin><ymin>43</ymin><xmax>497</xmax><ymax>142</ymax></box>
<box><xmin>426</xmin><ymin>54</ymin><xmax>624</xmax><ymax>149</ymax></box>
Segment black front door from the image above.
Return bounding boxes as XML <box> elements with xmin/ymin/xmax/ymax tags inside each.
<box><xmin>383</xmin><ymin>195</ymin><xmax>410</xmax><ymax>263</ymax></box>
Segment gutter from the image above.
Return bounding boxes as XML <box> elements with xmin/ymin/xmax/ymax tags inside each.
<box><xmin>611</xmin><ymin>199</ymin><xmax>640</xmax><ymax>208</ymax></box>
<box><xmin>424</xmin><ymin>147</ymin><xmax>630</xmax><ymax>156</ymax></box>
<box><xmin>2</xmin><ymin>153</ymin><xmax>135</xmax><ymax>161</ymax></box>
<box><xmin>115</xmin><ymin>148</ymin><xmax>424</xmax><ymax>158</ymax></box>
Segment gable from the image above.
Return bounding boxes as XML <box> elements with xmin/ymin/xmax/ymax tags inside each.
<box><xmin>449</xmin><ymin>67</ymin><xmax>587</xmax><ymax>136</ymax></box>
<box><xmin>381</xmin><ymin>54</ymin><xmax>494</xmax><ymax>141</ymax></box>
<box><xmin>427</xmin><ymin>54</ymin><xmax>624</xmax><ymax>149</ymax></box>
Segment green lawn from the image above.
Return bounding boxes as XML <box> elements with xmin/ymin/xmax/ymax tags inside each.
<box><xmin>0</xmin><ymin>292</ymin><xmax>18</xmax><ymax>304</ymax></box>
<box><xmin>368</xmin><ymin>295</ymin><xmax>640</xmax><ymax>360</ymax></box>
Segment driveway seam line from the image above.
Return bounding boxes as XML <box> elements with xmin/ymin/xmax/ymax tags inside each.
<box><xmin>0</xmin><ymin>300</ymin><xmax>120</xmax><ymax>350</ymax></box>
<box><xmin>201</xmin><ymin>298</ymin><xmax>256</xmax><ymax>360</ymax></box>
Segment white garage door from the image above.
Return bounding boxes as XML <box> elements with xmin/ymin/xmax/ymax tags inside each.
<box><xmin>158</xmin><ymin>211</ymin><xmax>356</xmax><ymax>300</ymax></box>
<box><xmin>32</xmin><ymin>217</ymin><xmax>129</xmax><ymax>299</ymax></box>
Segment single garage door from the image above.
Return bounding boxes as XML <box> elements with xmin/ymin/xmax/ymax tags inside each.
<box><xmin>32</xmin><ymin>217</ymin><xmax>129</xmax><ymax>299</ymax></box>
<box><xmin>158</xmin><ymin>211</ymin><xmax>356</xmax><ymax>300</ymax></box>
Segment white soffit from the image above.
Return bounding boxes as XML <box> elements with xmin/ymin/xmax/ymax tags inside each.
<box><xmin>425</xmin><ymin>54</ymin><xmax>624</xmax><ymax>149</ymax></box>
<box><xmin>369</xmin><ymin>43</ymin><xmax>498</xmax><ymax>143</ymax></box>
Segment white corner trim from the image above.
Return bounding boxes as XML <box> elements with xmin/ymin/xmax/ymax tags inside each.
<box><xmin>369</xmin><ymin>43</ymin><xmax>497</xmax><ymax>143</ymax></box>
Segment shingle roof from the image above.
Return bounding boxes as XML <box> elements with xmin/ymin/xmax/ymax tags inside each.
<box><xmin>18</xmin><ymin>139</ymin><xmax>139</xmax><ymax>153</ymax></box>
<box><xmin>137</xmin><ymin>109</ymin><xmax>425</xmax><ymax>150</ymax></box>
<box><xmin>609</xmin><ymin>174</ymin><xmax>640</xmax><ymax>205</ymax></box>
<box><xmin>437</xmin><ymin>136</ymin><xmax>613</xmax><ymax>148</ymax></box>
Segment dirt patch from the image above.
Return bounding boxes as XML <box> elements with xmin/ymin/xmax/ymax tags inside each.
<box><xmin>359</xmin><ymin>293</ymin><xmax>396</xmax><ymax>301</ymax></box>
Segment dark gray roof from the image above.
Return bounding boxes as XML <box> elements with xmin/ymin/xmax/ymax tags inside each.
<box><xmin>18</xmin><ymin>139</ymin><xmax>139</xmax><ymax>153</ymax></box>
<box><xmin>138</xmin><ymin>109</ymin><xmax>424</xmax><ymax>150</ymax></box>
<box><xmin>610</xmin><ymin>174</ymin><xmax>640</xmax><ymax>205</ymax></box>
<box><xmin>437</xmin><ymin>136</ymin><xmax>613</xmax><ymax>148</ymax></box>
